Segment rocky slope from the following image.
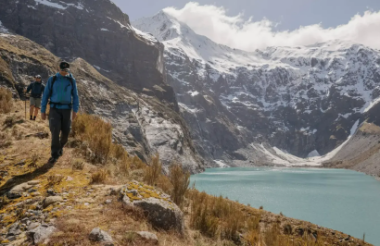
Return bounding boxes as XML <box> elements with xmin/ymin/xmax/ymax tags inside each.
<box><xmin>0</xmin><ymin>102</ymin><xmax>372</xmax><ymax>246</ymax></box>
<box><xmin>323</xmin><ymin>110</ymin><xmax>380</xmax><ymax>177</ymax></box>
<box><xmin>0</xmin><ymin>0</ymin><xmax>178</xmax><ymax>110</ymax></box>
<box><xmin>134</xmin><ymin>12</ymin><xmax>380</xmax><ymax>166</ymax></box>
<box><xmin>0</xmin><ymin>32</ymin><xmax>205</xmax><ymax>173</ymax></box>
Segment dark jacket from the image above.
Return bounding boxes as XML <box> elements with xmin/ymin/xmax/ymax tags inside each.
<box><xmin>27</xmin><ymin>82</ymin><xmax>45</xmax><ymax>98</ymax></box>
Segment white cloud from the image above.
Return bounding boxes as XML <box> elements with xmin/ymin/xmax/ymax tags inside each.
<box><xmin>164</xmin><ymin>2</ymin><xmax>380</xmax><ymax>51</ymax></box>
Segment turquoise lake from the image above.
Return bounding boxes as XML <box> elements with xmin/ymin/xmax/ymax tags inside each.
<box><xmin>190</xmin><ymin>168</ymin><xmax>380</xmax><ymax>245</ymax></box>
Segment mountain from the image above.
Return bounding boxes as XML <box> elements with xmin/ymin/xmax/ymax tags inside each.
<box><xmin>134</xmin><ymin>11</ymin><xmax>380</xmax><ymax>166</ymax></box>
<box><xmin>0</xmin><ymin>0</ymin><xmax>178</xmax><ymax>111</ymax></box>
<box><xmin>0</xmin><ymin>23</ymin><xmax>205</xmax><ymax>173</ymax></box>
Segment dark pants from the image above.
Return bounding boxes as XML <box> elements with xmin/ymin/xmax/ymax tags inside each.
<box><xmin>49</xmin><ymin>108</ymin><xmax>72</xmax><ymax>158</ymax></box>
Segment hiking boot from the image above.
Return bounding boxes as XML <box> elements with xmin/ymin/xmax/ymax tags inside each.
<box><xmin>33</xmin><ymin>116</ymin><xmax>36</xmax><ymax>121</ymax></box>
<box><xmin>58</xmin><ymin>149</ymin><xmax>63</xmax><ymax>157</ymax></box>
<box><xmin>30</xmin><ymin>116</ymin><xmax>33</xmax><ymax>120</ymax></box>
<box><xmin>48</xmin><ymin>156</ymin><xmax>58</xmax><ymax>164</ymax></box>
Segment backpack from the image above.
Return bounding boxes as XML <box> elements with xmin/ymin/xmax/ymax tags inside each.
<box><xmin>49</xmin><ymin>75</ymin><xmax>74</xmax><ymax>108</ymax></box>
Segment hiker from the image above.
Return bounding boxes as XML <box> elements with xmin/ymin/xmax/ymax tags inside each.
<box><xmin>41</xmin><ymin>61</ymin><xmax>79</xmax><ymax>163</ymax></box>
<box><xmin>24</xmin><ymin>75</ymin><xmax>45</xmax><ymax>121</ymax></box>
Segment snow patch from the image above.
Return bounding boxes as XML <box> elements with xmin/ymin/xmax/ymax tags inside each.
<box><xmin>100</xmin><ymin>28</ymin><xmax>109</xmax><ymax>32</ymax></box>
<box><xmin>0</xmin><ymin>21</ymin><xmax>9</xmax><ymax>33</ymax></box>
<box><xmin>307</xmin><ymin>150</ymin><xmax>320</xmax><ymax>158</ymax></box>
<box><xmin>214</xmin><ymin>160</ymin><xmax>230</xmax><ymax>168</ymax></box>
<box><xmin>34</xmin><ymin>0</ymin><xmax>84</xmax><ymax>10</ymax></box>
<box><xmin>188</xmin><ymin>91</ymin><xmax>199</xmax><ymax>97</ymax></box>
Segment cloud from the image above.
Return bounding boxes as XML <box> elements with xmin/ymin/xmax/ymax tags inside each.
<box><xmin>164</xmin><ymin>2</ymin><xmax>380</xmax><ymax>51</ymax></box>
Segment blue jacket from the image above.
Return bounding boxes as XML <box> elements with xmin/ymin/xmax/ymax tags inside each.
<box><xmin>27</xmin><ymin>81</ymin><xmax>45</xmax><ymax>98</ymax></box>
<box><xmin>41</xmin><ymin>73</ymin><xmax>80</xmax><ymax>113</ymax></box>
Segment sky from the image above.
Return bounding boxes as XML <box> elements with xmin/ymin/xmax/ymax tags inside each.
<box><xmin>111</xmin><ymin>0</ymin><xmax>380</xmax><ymax>51</ymax></box>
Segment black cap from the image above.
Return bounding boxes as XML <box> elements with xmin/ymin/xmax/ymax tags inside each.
<box><xmin>59</xmin><ymin>61</ymin><xmax>70</xmax><ymax>71</ymax></box>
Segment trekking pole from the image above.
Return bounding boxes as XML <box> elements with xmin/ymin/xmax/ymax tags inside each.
<box><xmin>24</xmin><ymin>91</ymin><xmax>27</xmax><ymax>120</ymax></box>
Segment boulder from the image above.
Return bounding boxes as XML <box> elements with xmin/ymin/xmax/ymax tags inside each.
<box><xmin>137</xmin><ymin>231</ymin><xmax>158</xmax><ymax>244</ymax></box>
<box><xmin>89</xmin><ymin>228</ymin><xmax>114</xmax><ymax>246</ymax></box>
<box><xmin>26</xmin><ymin>224</ymin><xmax>56</xmax><ymax>244</ymax></box>
<box><xmin>134</xmin><ymin>198</ymin><xmax>184</xmax><ymax>233</ymax></box>
<box><xmin>120</xmin><ymin>182</ymin><xmax>184</xmax><ymax>233</ymax></box>
<box><xmin>42</xmin><ymin>196</ymin><xmax>63</xmax><ymax>208</ymax></box>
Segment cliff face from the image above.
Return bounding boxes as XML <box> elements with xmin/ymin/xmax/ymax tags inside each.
<box><xmin>0</xmin><ymin>0</ymin><xmax>178</xmax><ymax>111</ymax></box>
<box><xmin>0</xmin><ymin>33</ymin><xmax>205</xmax><ymax>173</ymax></box>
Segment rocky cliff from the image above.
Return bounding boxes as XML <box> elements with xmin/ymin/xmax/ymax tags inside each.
<box><xmin>0</xmin><ymin>0</ymin><xmax>178</xmax><ymax>110</ymax></box>
<box><xmin>134</xmin><ymin>12</ymin><xmax>380</xmax><ymax>165</ymax></box>
<box><xmin>0</xmin><ymin>32</ymin><xmax>205</xmax><ymax>173</ymax></box>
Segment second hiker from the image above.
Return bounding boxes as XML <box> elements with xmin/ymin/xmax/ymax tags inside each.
<box><xmin>41</xmin><ymin>61</ymin><xmax>80</xmax><ymax>163</ymax></box>
<box><xmin>25</xmin><ymin>75</ymin><xmax>45</xmax><ymax>121</ymax></box>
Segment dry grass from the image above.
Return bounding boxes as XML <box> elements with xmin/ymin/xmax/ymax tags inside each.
<box><xmin>72</xmin><ymin>114</ymin><xmax>113</xmax><ymax>164</ymax></box>
<box><xmin>90</xmin><ymin>169</ymin><xmax>108</xmax><ymax>184</ymax></box>
<box><xmin>169</xmin><ymin>163</ymin><xmax>190</xmax><ymax>207</ymax></box>
<box><xmin>188</xmin><ymin>189</ymin><xmax>259</xmax><ymax>242</ymax></box>
<box><xmin>72</xmin><ymin>159</ymin><xmax>85</xmax><ymax>171</ymax></box>
<box><xmin>47</xmin><ymin>175</ymin><xmax>65</xmax><ymax>187</ymax></box>
<box><xmin>0</xmin><ymin>87</ymin><xmax>12</xmax><ymax>114</ymax></box>
<box><xmin>0</xmin><ymin>132</ymin><xmax>12</xmax><ymax>149</ymax></box>
<box><xmin>143</xmin><ymin>154</ymin><xmax>162</xmax><ymax>186</ymax></box>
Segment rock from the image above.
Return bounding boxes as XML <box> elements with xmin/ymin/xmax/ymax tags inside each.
<box><xmin>14</xmin><ymin>159</ymin><xmax>26</xmax><ymax>166</ymax></box>
<box><xmin>133</xmin><ymin>198</ymin><xmax>184</xmax><ymax>233</ymax></box>
<box><xmin>136</xmin><ymin>231</ymin><xmax>158</xmax><ymax>243</ymax></box>
<box><xmin>47</xmin><ymin>188</ymin><xmax>57</xmax><ymax>196</ymax></box>
<box><xmin>26</xmin><ymin>225</ymin><xmax>56</xmax><ymax>244</ymax></box>
<box><xmin>105</xmin><ymin>199</ymin><xmax>112</xmax><ymax>204</ymax></box>
<box><xmin>25</xmin><ymin>132</ymin><xmax>49</xmax><ymax>139</ymax></box>
<box><xmin>42</xmin><ymin>196</ymin><xmax>63</xmax><ymax>208</ymax></box>
<box><xmin>28</xmin><ymin>222</ymin><xmax>41</xmax><ymax>231</ymax></box>
<box><xmin>120</xmin><ymin>182</ymin><xmax>184</xmax><ymax>233</ymax></box>
<box><xmin>7</xmin><ymin>182</ymin><xmax>34</xmax><ymax>199</ymax></box>
<box><xmin>27</xmin><ymin>180</ymin><xmax>40</xmax><ymax>185</ymax></box>
<box><xmin>89</xmin><ymin>228</ymin><xmax>114</xmax><ymax>245</ymax></box>
<box><xmin>6</xmin><ymin>235</ymin><xmax>16</xmax><ymax>241</ymax></box>
<box><xmin>66</xmin><ymin>176</ymin><xmax>74</xmax><ymax>181</ymax></box>
<box><xmin>8</xmin><ymin>222</ymin><xmax>22</xmax><ymax>236</ymax></box>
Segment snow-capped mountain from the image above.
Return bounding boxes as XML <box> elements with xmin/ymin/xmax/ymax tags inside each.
<box><xmin>134</xmin><ymin>11</ymin><xmax>380</xmax><ymax>165</ymax></box>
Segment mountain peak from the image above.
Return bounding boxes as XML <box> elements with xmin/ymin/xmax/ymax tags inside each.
<box><xmin>133</xmin><ymin>11</ymin><xmax>194</xmax><ymax>42</ymax></box>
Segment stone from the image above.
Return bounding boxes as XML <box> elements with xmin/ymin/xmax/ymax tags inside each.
<box><xmin>7</xmin><ymin>182</ymin><xmax>33</xmax><ymax>199</ymax></box>
<box><xmin>47</xmin><ymin>188</ymin><xmax>57</xmax><ymax>196</ymax></box>
<box><xmin>66</xmin><ymin>176</ymin><xmax>74</xmax><ymax>181</ymax></box>
<box><xmin>25</xmin><ymin>132</ymin><xmax>49</xmax><ymax>139</ymax></box>
<box><xmin>42</xmin><ymin>196</ymin><xmax>63</xmax><ymax>208</ymax></box>
<box><xmin>28</xmin><ymin>222</ymin><xmax>41</xmax><ymax>231</ymax></box>
<box><xmin>89</xmin><ymin>228</ymin><xmax>114</xmax><ymax>245</ymax></box>
<box><xmin>105</xmin><ymin>199</ymin><xmax>112</xmax><ymax>204</ymax></box>
<box><xmin>137</xmin><ymin>231</ymin><xmax>158</xmax><ymax>244</ymax></box>
<box><xmin>134</xmin><ymin>198</ymin><xmax>184</xmax><ymax>233</ymax></box>
<box><xmin>26</xmin><ymin>225</ymin><xmax>56</xmax><ymax>244</ymax></box>
<box><xmin>27</xmin><ymin>180</ymin><xmax>40</xmax><ymax>185</ymax></box>
<box><xmin>14</xmin><ymin>159</ymin><xmax>26</xmax><ymax>166</ymax></box>
<box><xmin>8</xmin><ymin>222</ymin><xmax>22</xmax><ymax>236</ymax></box>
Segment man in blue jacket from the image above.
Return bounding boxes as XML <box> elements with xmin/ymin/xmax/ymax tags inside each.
<box><xmin>25</xmin><ymin>75</ymin><xmax>45</xmax><ymax>121</ymax></box>
<box><xmin>41</xmin><ymin>61</ymin><xmax>80</xmax><ymax>163</ymax></box>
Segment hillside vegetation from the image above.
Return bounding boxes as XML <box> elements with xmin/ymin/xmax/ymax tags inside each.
<box><xmin>0</xmin><ymin>93</ymin><xmax>371</xmax><ymax>246</ymax></box>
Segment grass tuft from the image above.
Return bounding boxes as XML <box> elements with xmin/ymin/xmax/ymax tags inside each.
<box><xmin>0</xmin><ymin>87</ymin><xmax>12</xmax><ymax>114</ymax></box>
<box><xmin>169</xmin><ymin>163</ymin><xmax>190</xmax><ymax>207</ymax></box>
<box><xmin>90</xmin><ymin>169</ymin><xmax>108</xmax><ymax>184</ymax></box>
<box><xmin>143</xmin><ymin>154</ymin><xmax>162</xmax><ymax>186</ymax></box>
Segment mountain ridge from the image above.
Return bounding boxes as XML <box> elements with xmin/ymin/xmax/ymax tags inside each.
<box><xmin>133</xmin><ymin>11</ymin><xmax>380</xmax><ymax>166</ymax></box>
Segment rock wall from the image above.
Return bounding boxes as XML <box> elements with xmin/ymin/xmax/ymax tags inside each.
<box><xmin>0</xmin><ymin>0</ymin><xmax>179</xmax><ymax>111</ymax></box>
